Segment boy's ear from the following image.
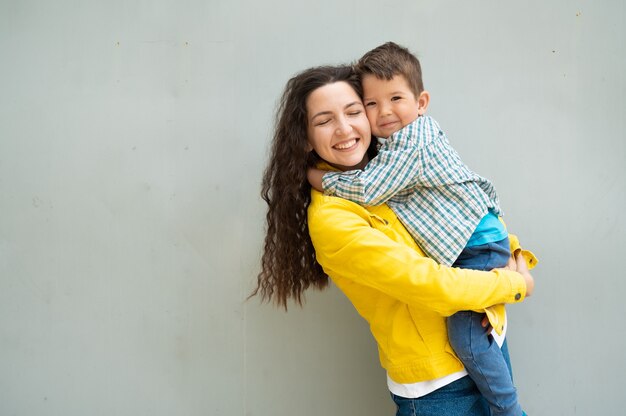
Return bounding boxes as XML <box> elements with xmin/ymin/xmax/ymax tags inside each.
<box><xmin>417</xmin><ymin>91</ymin><xmax>430</xmax><ymax>115</ymax></box>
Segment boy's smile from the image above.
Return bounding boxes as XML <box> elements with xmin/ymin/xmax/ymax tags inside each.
<box><xmin>362</xmin><ymin>74</ymin><xmax>430</xmax><ymax>138</ymax></box>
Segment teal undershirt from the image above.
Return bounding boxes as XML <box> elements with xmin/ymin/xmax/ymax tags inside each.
<box><xmin>465</xmin><ymin>211</ymin><xmax>508</xmax><ymax>247</ymax></box>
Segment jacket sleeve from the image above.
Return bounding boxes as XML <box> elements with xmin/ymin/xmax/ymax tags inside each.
<box><xmin>308</xmin><ymin>196</ymin><xmax>527</xmax><ymax>316</ymax></box>
<box><xmin>509</xmin><ymin>233</ymin><xmax>538</xmax><ymax>270</ymax></box>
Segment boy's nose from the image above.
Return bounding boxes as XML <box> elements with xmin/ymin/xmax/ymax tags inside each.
<box><xmin>379</xmin><ymin>103</ymin><xmax>392</xmax><ymax>116</ymax></box>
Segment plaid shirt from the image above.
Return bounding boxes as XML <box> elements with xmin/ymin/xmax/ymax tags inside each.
<box><xmin>322</xmin><ymin>115</ymin><xmax>502</xmax><ymax>266</ymax></box>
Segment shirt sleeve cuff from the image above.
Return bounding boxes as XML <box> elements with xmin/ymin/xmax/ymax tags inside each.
<box><xmin>321</xmin><ymin>171</ymin><xmax>340</xmax><ymax>195</ymax></box>
<box><xmin>508</xmin><ymin>270</ymin><xmax>527</xmax><ymax>303</ymax></box>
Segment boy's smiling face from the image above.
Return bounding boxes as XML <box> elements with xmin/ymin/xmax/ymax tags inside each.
<box><xmin>362</xmin><ymin>74</ymin><xmax>429</xmax><ymax>138</ymax></box>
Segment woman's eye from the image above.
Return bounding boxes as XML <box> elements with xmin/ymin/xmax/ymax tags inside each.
<box><xmin>347</xmin><ymin>110</ymin><xmax>362</xmax><ymax>116</ymax></box>
<box><xmin>316</xmin><ymin>119</ymin><xmax>330</xmax><ymax>126</ymax></box>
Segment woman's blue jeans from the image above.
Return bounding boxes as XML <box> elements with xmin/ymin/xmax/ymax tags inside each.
<box><xmin>391</xmin><ymin>341</ymin><xmax>514</xmax><ymax>416</ymax></box>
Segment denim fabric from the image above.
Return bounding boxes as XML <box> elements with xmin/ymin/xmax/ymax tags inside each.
<box><xmin>391</xmin><ymin>374</ymin><xmax>490</xmax><ymax>416</ymax></box>
<box><xmin>499</xmin><ymin>333</ymin><xmax>514</xmax><ymax>382</ymax></box>
<box><xmin>452</xmin><ymin>237</ymin><xmax>510</xmax><ymax>270</ymax></box>
<box><xmin>447</xmin><ymin>237</ymin><xmax>523</xmax><ymax>416</ymax></box>
<box><xmin>390</xmin><ymin>341</ymin><xmax>516</xmax><ymax>416</ymax></box>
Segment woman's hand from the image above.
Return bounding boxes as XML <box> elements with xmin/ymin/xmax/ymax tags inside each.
<box><xmin>500</xmin><ymin>252</ymin><xmax>535</xmax><ymax>297</ymax></box>
<box><xmin>307</xmin><ymin>168</ymin><xmax>326</xmax><ymax>192</ymax></box>
<box><xmin>481</xmin><ymin>252</ymin><xmax>535</xmax><ymax>333</ymax></box>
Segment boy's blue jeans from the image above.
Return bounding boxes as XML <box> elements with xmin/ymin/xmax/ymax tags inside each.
<box><xmin>447</xmin><ymin>237</ymin><xmax>523</xmax><ymax>416</ymax></box>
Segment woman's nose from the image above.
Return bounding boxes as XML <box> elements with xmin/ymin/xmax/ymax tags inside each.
<box><xmin>335</xmin><ymin>118</ymin><xmax>352</xmax><ymax>136</ymax></box>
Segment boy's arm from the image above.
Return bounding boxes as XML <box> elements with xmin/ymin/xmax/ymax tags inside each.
<box><xmin>307</xmin><ymin>168</ymin><xmax>325</xmax><ymax>192</ymax></box>
<box><xmin>322</xmin><ymin>117</ymin><xmax>432</xmax><ymax>206</ymax></box>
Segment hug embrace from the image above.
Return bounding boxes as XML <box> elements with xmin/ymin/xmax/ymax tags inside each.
<box><xmin>252</xmin><ymin>42</ymin><xmax>537</xmax><ymax>416</ymax></box>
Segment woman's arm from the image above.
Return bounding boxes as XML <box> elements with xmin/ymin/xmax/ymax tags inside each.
<box><xmin>308</xmin><ymin>195</ymin><xmax>528</xmax><ymax>316</ymax></box>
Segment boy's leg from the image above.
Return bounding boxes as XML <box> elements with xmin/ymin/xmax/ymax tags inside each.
<box><xmin>500</xmin><ymin>338</ymin><xmax>514</xmax><ymax>382</ymax></box>
<box><xmin>449</xmin><ymin>237</ymin><xmax>522</xmax><ymax>416</ymax></box>
<box><xmin>447</xmin><ymin>311</ymin><xmax>522</xmax><ymax>416</ymax></box>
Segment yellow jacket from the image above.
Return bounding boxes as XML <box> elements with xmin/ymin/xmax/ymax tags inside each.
<box><xmin>308</xmin><ymin>189</ymin><xmax>536</xmax><ymax>384</ymax></box>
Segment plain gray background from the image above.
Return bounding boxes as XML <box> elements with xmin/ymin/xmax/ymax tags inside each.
<box><xmin>1</xmin><ymin>1</ymin><xmax>624</xmax><ymax>415</ymax></box>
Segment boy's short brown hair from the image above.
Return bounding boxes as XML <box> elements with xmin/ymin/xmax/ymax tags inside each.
<box><xmin>355</xmin><ymin>42</ymin><xmax>424</xmax><ymax>96</ymax></box>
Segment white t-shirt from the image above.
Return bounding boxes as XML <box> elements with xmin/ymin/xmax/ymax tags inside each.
<box><xmin>388</xmin><ymin>315</ymin><xmax>507</xmax><ymax>398</ymax></box>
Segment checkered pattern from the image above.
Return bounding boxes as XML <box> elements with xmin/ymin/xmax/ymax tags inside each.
<box><xmin>322</xmin><ymin>115</ymin><xmax>502</xmax><ymax>266</ymax></box>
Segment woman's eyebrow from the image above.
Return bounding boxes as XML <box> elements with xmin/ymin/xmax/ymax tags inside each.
<box><xmin>345</xmin><ymin>101</ymin><xmax>363</xmax><ymax>109</ymax></box>
<box><xmin>311</xmin><ymin>101</ymin><xmax>362</xmax><ymax>120</ymax></box>
<box><xmin>310</xmin><ymin>110</ymin><xmax>332</xmax><ymax>121</ymax></box>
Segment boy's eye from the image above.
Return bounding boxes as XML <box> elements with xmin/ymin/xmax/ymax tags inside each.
<box><xmin>365</xmin><ymin>102</ymin><xmax>376</xmax><ymax>107</ymax></box>
<box><xmin>391</xmin><ymin>96</ymin><xmax>402</xmax><ymax>101</ymax></box>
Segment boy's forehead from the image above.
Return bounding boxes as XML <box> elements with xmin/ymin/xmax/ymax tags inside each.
<box><xmin>362</xmin><ymin>73</ymin><xmax>411</xmax><ymax>91</ymax></box>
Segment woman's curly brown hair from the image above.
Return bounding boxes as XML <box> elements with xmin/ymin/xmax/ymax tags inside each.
<box><xmin>251</xmin><ymin>65</ymin><xmax>367</xmax><ymax>309</ymax></box>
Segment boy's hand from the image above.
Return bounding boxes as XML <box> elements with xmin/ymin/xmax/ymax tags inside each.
<box><xmin>480</xmin><ymin>314</ymin><xmax>493</xmax><ymax>334</ymax></box>
<box><xmin>307</xmin><ymin>168</ymin><xmax>326</xmax><ymax>192</ymax></box>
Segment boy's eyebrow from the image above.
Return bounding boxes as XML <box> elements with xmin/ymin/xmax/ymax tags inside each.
<box><xmin>363</xmin><ymin>91</ymin><xmax>407</xmax><ymax>100</ymax></box>
<box><xmin>310</xmin><ymin>101</ymin><xmax>363</xmax><ymax>120</ymax></box>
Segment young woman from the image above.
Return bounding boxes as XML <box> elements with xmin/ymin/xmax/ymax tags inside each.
<box><xmin>252</xmin><ymin>65</ymin><xmax>534</xmax><ymax>415</ymax></box>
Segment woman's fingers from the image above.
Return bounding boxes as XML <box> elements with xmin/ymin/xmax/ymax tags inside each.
<box><xmin>515</xmin><ymin>251</ymin><xmax>529</xmax><ymax>274</ymax></box>
<box><xmin>516</xmin><ymin>252</ymin><xmax>534</xmax><ymax>297</ymax></box>
<box><xmin>503</xmin><ymin>255</ymin><xmax>517</xmax><ymax>271</ymax></box>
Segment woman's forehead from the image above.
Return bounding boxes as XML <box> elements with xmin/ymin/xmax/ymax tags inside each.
<box><xmin>307</xmin><ymin>82</ymin><xmax>361</xmax><ymax>114</ymax></box>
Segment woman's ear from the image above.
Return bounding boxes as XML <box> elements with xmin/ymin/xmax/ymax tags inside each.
<box><xmin>417</xmin><ymin>91</ymin><xmax>430</xmax><ymax>116</ymax></box>
<box><xmin>305</xmin><ymin>141</ymin><xmax>313</xmax><ymax>152</ymax></box>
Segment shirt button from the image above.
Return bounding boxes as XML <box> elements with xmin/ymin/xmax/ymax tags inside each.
<box><xmin>515</xmin><ymin>293</ymin><xmax>521</xmax><ymax>301</ymax></box>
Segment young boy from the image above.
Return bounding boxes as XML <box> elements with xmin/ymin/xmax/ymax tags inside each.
<box><xmin>308</xmin><ymin>42</ymin><xmax>532</xmax><ymax>415</ymax></box>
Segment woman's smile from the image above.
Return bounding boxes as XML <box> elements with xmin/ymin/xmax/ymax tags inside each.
<box><xmin>334</xmin><ymin>138</ymin><xmax>359</xmax><ymax>150</ymax></box>
<box><xmin>306</xmin><ymin>81</ymin><xmax>371</xmax><ymax>171</ymax></box>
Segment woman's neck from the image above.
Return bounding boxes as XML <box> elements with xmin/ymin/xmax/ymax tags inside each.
<box><xmin>328</xmin><ymin>154</ymin><xmax>369</xmax><ymax>172</ymax></box>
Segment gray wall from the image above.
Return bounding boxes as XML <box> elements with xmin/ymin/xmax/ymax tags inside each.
<box><xmin>1</xmin><ymin>1</ymin><xmax>624</xmax><ymax>415</ymax></box>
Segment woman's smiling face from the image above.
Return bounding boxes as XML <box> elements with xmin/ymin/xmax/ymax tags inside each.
<box><xmin>306</xmin><ymin>81</ymin><xmax>371</xmax><ymax>171</ymax></box>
